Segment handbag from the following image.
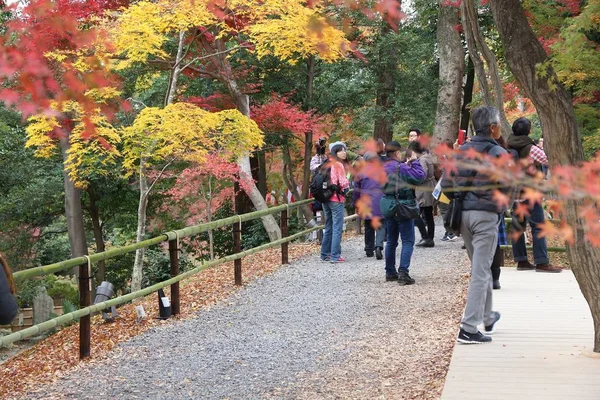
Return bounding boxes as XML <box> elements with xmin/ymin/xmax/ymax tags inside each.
<box><xmin>395</xmin><ymin>201</ymin><xmax>420</xmax><ymax>220</ymax></box>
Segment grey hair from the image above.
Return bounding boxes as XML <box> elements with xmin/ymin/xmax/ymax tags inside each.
<box><xmin>472</xmin><ymin>106</ymin><xmax>500</xmax><ymax>137</ymax></box>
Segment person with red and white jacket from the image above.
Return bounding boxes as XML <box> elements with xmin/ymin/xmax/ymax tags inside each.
<box><xmin>320</xmin><ymin>143</ymin><xmax>350</xmax><ymax>263</ymax></box>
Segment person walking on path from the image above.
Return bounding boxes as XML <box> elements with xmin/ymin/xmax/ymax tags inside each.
<box><xmin>381</xmin><ymin>141</ymin><xmax>426</xmax><ymax>285</ymax></box>
<box><xmin>450</xmin><ymin>106</ymin><xmax>506</xmax><ymax>344</ymax></box>
<box><xmin>320</xmin><ymin>143</ymin><xmax>350</xmax><ymax>264</ymax></box>
<box><xmin>507</xmin><ymin>117</ymin><xmax>562</xmax><ymax>273</ymax></box>
<box><xmin>410</xmin><ymin>140</ymin><xmax>436</xmax><ymax>248</ymax></box>
<box><xmin>353</xmin><ymin>151</ymin><xmax>386</xmax><ymax>259</ymax></box>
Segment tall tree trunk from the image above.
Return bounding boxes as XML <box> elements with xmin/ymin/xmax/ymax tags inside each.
<box><xmin>460</xmin><ymin>57</ymin><xmax>475</xmax><ymax>131</ymax></box>
<box><xmin>302</xmin><ymin>55</ymin><xmax>316</xmax><ymax>201</ymax></box>
<box><xmin>131</xmin><ymin>160</ymin><xmax>149</xmax><ymax>293</ymax></box>
<box><xmin>165</xmin><ymin>31</ymin><xmax>185</xmax><ymax>106</ymax></box>
<box><xmin>461</xmin><ymin>0</ymin><xmax>511</xmax><ymax>138</ymax></box>
<box><xmin>131</xmin><ymin>32</ymin><xmax>186</xmax><ymax>292</ymax></box>
<box><xmin>433</xmin><ymin>2</ymin><xmax>465</xmax><ymax>145</ymax></box>
<box><xmin>256</xmin><ymin>150</ymin><xmax>267</xmax><ymax>198</ymax></box>
<box><xmin>59</xmin><ymin>136</ymin><xmax>88</xmax><ymax>275</ymax></box>
<box><xmin>491</xmin><ymin>0</ymin><xmax>600</xmax><ymax>352</ymax></box>
<box><xmin>219</xmin><ymin>52</ymin><xmax>280</xmax><ymax>240</ymax></box>
<box><xmin>373</xmin><ymin>20</ymin><xmax>397</xmax><ymax>143</ymax></box>
<box><xmin>202</xmin><ymin>36</ymin><xmax>281</xmax><ymax>240</ymax></box>
<box><xmin>86</xmin><ymin>186</ymin><xmax>106</xmax><ymax>284</ymax></box>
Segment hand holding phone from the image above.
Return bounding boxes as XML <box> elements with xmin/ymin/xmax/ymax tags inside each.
<box><xmin>458</xmin><ymin>129</ymin><xmax>466</xmax><ymax>145</ymax></box>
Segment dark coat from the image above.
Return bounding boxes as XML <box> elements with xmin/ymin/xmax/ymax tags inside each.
<box><xmin>0</xmin><ymin>264</ymin><xmax>17</xmax><ymax>325</ymax></box>
<box><xmin>451</xmin><ymin>136</ymin><xmax>508</xmax><ymax>214</ymax></box>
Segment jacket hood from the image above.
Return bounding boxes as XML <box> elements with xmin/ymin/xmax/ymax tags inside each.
<box><xmin>507</xmin><ymin>134</ymin><xmax>534</xmax><ymax>159</ymax></box>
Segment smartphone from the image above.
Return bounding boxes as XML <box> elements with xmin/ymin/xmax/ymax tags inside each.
<box><xmin>458</xmin><ymin>129</ymin><xmax>466</xmax><ymax>145</ymax></box>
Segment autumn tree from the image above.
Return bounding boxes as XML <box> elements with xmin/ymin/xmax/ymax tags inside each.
<box><xmin>164</xmin><ymin>154</ymin><xmax>241</xmax><ymax>260</ymax></box>
<box><xmin>109</xmin><ymin>0</ymin><xmax>349</xmax><ymax>241</ymax></box>
<box><xmin>0</xmin><ymin>0</ymin><xmax>124</xmax><ymax>264</ymax></box>
<box><xmin>121</xmin><ymin>102</ymin><xmax>263</xmax><ymax>292</ymax></box>
<box><xmin>252</xmin><ymin>95</ymin><xmax>323</xmax><ymax>225</ymax></box>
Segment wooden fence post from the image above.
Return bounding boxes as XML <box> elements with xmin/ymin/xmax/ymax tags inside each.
<box><xmin>78</xmin><ymin>260</ymin><xmax>91</xmax><ymax>359</ymax></box>
<box><xmin>169</xmin><ymin>239</ymin><xmax>180</xmax><ymax>315</ymax></box>
<box><xmin>233</xmin><ymin>181</ymin><xmax>242</xmax><ymax>286</ymax></box>
<box><xmin>281</xmin><ymin>207</ymin><xmax>289</xmax><ymax>265</ymax></box>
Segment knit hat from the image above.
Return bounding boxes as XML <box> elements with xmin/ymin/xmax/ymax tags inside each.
<box><xmin>385</xmin><ymin>140</ymin><xmax>402</xmax><ymax>152</ymax></box>
<box><xmin>363</xmin><ymin>151</ymin><xmax>378</xmax><ymax>161</ymax></box>
<box><xmin>328</xmin><ymin>141</ymin><xmax>346</xmax><ymax>152</ymax></box>
<box><xmin>330</xmin><ymin>143</ymin><xmax>346</xmax><ymax>156</ymax></box>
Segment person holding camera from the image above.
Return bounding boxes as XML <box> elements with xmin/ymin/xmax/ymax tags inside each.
<box><xmin>310</xmin><ymin>137</ymin><xmax>328</xmax><ymax>173</ymax></box>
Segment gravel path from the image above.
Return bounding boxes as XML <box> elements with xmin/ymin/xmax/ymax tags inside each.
<box><xmin>29</xmin><ymin>220</ymin><xmax>469</xmax><ymax>399</ymax></box>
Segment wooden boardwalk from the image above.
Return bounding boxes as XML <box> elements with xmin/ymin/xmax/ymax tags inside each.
<box><xmin>442</xmin><ymin>268</ymin><xmax>600</xmax><ymax>400</ymax></box>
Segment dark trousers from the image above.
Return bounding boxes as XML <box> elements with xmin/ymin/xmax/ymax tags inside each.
<box><xmin>491</xmin><ymin>245</ymin><xmax>503</xmax><ymax>281</ymax></box>
<box><xmin>364</xmin><ymin>218</ymin><xmax>385</xmax><ymax>252</ymax></box>
<box><xmin>511</xmin><ymin>202</ymin><xmax>549</xmax><ymax>265</ymax></box>
<box><xmin>415</xmin><ymin>206</ymin><xmax>435</xmax><ymax>240</ymax></box>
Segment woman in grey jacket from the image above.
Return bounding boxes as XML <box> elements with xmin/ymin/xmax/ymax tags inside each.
<box><xmin>0</xmin><ymin>253</ymin><xmax>18</xmax><ymax>325</ymax></box>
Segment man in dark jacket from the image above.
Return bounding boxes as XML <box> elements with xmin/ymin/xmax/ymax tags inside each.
<box><xmin>453</xmin><ymin>106</ymin><xmax>506</xmax><ymax>344</ymax></box>
<box><xmin>381</xmin><ymin>141</ymin><xmax>426</xmax><ymax>285</ymax></box>
<box><xmin>507</xmin><ymin>117</ymin><xmax>562</xmax><ymax>273</ymax></box>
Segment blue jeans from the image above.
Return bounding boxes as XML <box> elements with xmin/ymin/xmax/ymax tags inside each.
<box><xmin>321</xmin><ymin>201</ymin><xmax>345</xmax><ymax>261</ymax></box>
<box><xmin>512</xmin><ymin>201</ymin><xmax>549</xmax><ymax>265</ymax></box>
<box><xmin>384</xmin><ymin>217</ymin><xmax>415</xmax><ymax>276</ymax></box>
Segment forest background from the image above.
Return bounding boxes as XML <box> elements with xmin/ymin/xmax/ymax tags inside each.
<box><xmin>0</xmin><ymin>0</ymin><xmax>599</xmax><ymax>346</ymax></box>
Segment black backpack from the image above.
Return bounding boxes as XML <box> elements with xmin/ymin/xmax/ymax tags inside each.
<box><xmin>310</xmin><ymin>161</ymin><xmax>340</xmax><ymax>203</ymax></box>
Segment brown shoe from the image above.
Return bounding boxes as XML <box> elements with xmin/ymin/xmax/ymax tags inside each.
<box><xmin>517</xmin><ymin>261</ymin><xmax>535</xmax><ymax>271</ymax></box>
<box><xmin>535</xmin><ymin>263</ymin><xmax>563</xmax><ymax>273</ymax></box>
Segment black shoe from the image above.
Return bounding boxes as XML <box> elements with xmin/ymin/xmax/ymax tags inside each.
<box><xmin>366</xmin><ymin>251</ymin><xmax>374</xmax><ymax>257</ymax></box>
<box><xmin>375</xmin><ymin>247</ymin><xmax>383</xmax><ymax>260</ymax></box>
<box><xmin>517</xmin><ymin>260</ymin><xmax>535</xmax><ymax>271</ymax></box>
<box><xmin>385</xmin><ymin>274</ymin><xmax>398</xmax><ymax>281</ymax></box>
<box><xmin>493</xmin><ymin>280</ymin><xmax>501</xmax><ymax>290</ymax></box>
<box><xmin>421</xmin><ymin>239</ymin><xmax>434</xmax><ymax>248</ymax></box>
<box><xmin>457</xmin><ymin>328</ymin><xmax>492</xmax><ymax>344</ymax></box>
<box><xmin>398</xmin><ymin>271</ymin><xmax>415</xmax><ymax>286</ymax></box>
<box><xmin>415</xmin><ymin>239</ymin><xmax>427</xmax><ymax>247</ymax></box>
<box><xmin>484</xmin><ymin>311</ymin><xmax>501</xmax><ymax>334</ymax></box>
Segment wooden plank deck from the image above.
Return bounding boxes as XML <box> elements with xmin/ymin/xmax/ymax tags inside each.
<box><xmin>442</xmin><ymin>268</ymin><xmax>600</xmax><ymax>400</ymax></box>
